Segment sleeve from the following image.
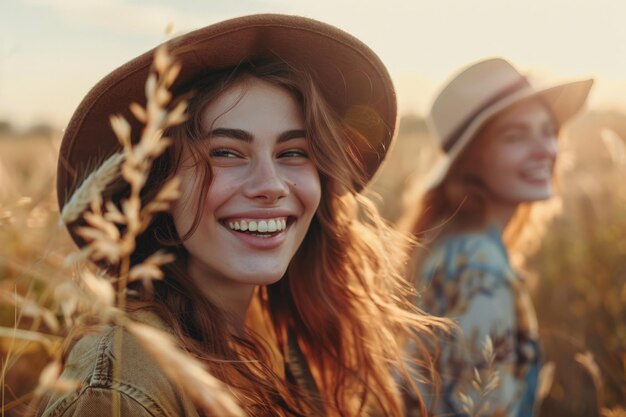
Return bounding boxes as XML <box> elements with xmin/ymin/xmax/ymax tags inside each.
<box><xmin>39</xmin><ymin>387</ymin><xmax>161</xmax><ymax>417</ymax></box>
<box><xmin>422</xmin><ymin>252</ymin><xmax>524</xmax><ymax>417</ymax></box>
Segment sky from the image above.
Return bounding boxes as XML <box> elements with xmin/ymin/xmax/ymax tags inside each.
<box><xmin>2</xmin><ymin>0</ymin><xmax>626</xmax><ymax>130</ymax></box>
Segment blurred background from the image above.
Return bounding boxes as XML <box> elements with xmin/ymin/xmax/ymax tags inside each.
<box><xmin>1</xmin><ymin>0</ymin><xmax>625</xmax><ymax>416</ymax></box>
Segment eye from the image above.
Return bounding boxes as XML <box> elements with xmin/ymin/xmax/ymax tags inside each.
<box><xmin>543</xmin><ymin>123</ymin><xmax>558</xmax><ymax>138</ymax></box>
<box><xmin>502</xmin><ymin>132</ymin><xmax>526</xmax><ymax>142</ymax></box>
<box><xmin>210</xmin><ymin>148</ymin><xmax>241</xmax><ymax>158</ymax></box>
<box><xmin>279</xmin><ymin>149</ymin><xmax>309</xmax><ymax>158</ymax></box>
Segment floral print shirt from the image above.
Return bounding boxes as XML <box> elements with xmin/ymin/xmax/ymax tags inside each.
<box><xmin>407</xmin><ymin>227</ymin><xmax>540</xmax><ymax>417</ymax></box>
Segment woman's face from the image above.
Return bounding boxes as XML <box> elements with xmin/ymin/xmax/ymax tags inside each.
<box><xmin>469</xmin><ymin>98</ymin><xmax>559</xmax><ymax>205</ymax></box>
<box><xmin>172</xmin><ymin>77</ymin><xmax>321</xmax><ymax>298</ymax></box>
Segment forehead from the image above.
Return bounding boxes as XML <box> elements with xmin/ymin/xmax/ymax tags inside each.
<box><xmin>199</xmin><ymin>77</ymin><xmax>302</xmax><ymax>129</ymax></box>
<box><xmin>486</xmin><ymin>98</ymin><xmax>555</xmax><ymax>130</ymax></box>
<box><xmin>465</xmin><ymin>98</ymin><xmax>557</xmax><ymax>153</ymax></box>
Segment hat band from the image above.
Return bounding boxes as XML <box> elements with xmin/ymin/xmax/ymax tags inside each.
<box><xmin>443</xmin><ymin>76</ymin><xmax>531</xmax><ymax>152</ymax></box>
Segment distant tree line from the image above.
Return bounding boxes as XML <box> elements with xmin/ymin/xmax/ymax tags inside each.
<box><xmin>398</xmin><ymin>114</ymin><xmax>428</xmax><ymax>136</ymax></box>
<box><xmin>0</xmin><ymin>120</ymin><xmax>58</xmax><ymax>137</ymax></box>
<box><xmin>3</xmin><ymin>111</ymin><xmax>625</xmax><ymax>141</ymax></box>
<box><xmin>0</xmin><ymin>115</ymin><xmax>428</xmax><ymax>138</ymax></box>
<box><xmin>0</xmin><ymin>120</ymin><xmax>12</xmax><ymax>134</ymax></box>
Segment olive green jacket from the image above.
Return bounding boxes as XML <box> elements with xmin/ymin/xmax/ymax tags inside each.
<box><xmin>37</xmin><ymin>311</ymin><xmax>324</xmax><ymax>417</ymax></box>
<box><xmin>38</xmin><ymin>312</ymin><xmax>200</xmax><ymax>417</ymax></box>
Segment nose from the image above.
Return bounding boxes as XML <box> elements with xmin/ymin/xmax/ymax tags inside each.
<box><xmin>534</xmin><ymin>133</ymin><xmax>559</xmax><ymax>159</ymax></box>
<box><xmin>242</xmin><ymin>157</ymin><xmax>289</xmax><ymax>202</ymax></box>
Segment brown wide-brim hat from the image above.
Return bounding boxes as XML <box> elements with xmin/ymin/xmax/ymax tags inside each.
<box><xmin>425</xmin><ymin>57</ymin><xmax>594</xmax><ymax>188</ymax></box>
<box><xmin>57</xmin><ymin>13</ymin><xmax>398</xmax><ymax>214</ymax></box>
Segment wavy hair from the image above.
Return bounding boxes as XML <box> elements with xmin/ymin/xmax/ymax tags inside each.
<box><xmin>121</xmin><ymin>60</ymin><xmax>446</xmax><ymax>417</ymax></box>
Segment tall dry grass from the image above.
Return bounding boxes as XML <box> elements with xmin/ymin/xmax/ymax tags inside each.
<box><xmin>527</xmin><ymin>115</ymin><xmax>626</xmax><ymax>417</ymax></box>
<box><xmin>0</xmin><ymin>46</ymin><xmax>243</xmax><ymax>417</ymax></box>
<box><xmin>0</xmin><ymin>131</ymin><xmax>71</xmax><ymax>417</ymax></box>
<box><xmin>1</xmin><ymin>65</ymin><xmax>625</xmax><ymax>416</ymax></box>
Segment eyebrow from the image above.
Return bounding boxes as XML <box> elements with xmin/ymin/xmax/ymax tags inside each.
<box><xmin>208</xmin><ymin>128</ymin><xmax>307</xmax><ymax>143</ymax></box>
<box><xmin>493</xmin><ymin>122</ymin><xmax>529</xmax><ymax>134</ymax></box>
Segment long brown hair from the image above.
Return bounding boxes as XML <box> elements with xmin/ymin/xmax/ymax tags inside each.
<box><xmin>121</xmin><ymin>60</ymin><xmax>445</xmax><ymax>416</ymax></box>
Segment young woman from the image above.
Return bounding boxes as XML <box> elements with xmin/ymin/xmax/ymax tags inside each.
<box><xmin>38</xmin><ymin>14</ymin><xmax>444</xmax><ymax>417</ymax></box>
<box><xmin>401</xmin><ymin>58</ymin><xmax>593</xmax><ymax>416</ymax></box>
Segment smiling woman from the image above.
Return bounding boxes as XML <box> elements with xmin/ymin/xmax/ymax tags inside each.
<box><xmin>401</xmin><ymin>57</ymin><xmax>594</xmax><ymax>417</ymax></box>
<box><xmin>37</xmin><ymin>13</ymin><xmax>447</xmax><ymax>417</ymax></box>
<box><xmin>171</xmin><ymin>75</ymin><xmax>322</xmax><ymax>323</ymax></box>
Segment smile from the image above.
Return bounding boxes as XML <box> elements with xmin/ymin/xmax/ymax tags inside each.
<box><xmin>521</xmin><ymin>167</ymin><xmax>552</xmax><ymax>181</ymax></box>
<box><xmin>226</xmin><ymin>217</ymin><xmax>288</xmax><ymax>233</ymax></box>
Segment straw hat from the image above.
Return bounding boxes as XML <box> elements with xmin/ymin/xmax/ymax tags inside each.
<box><xmin>426</xmin><ymin>57</ymin><xmax>594</xmax><ymax>187</ymax></box>
<box><xmin>57</xmin><ymin>13</ymin><xmax>397</xmax><ymax>212</ymax></box>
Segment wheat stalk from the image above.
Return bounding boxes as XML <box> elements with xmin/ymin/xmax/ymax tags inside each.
<box><xmin>601</xmin><ymin>406</ymin><xmax>626</xmax><ymax>417</ymax></box>
<box><xmin>575</xmin><ymin>350</ymin><xmax>605</xmax><ymax>408</ymax></box>
<box><xmin>0</xmin><ymin>327</ymin><xmax>61</xmax><ymax>352</ymax></box>
<box><xmin>457</xmin><ymin>335</ymin><xmax>502</xmax><ymax>417</ymax></box>
<box><xmin>125</xmin><ymin>320</ymin><xmax>245</xmax><ymax>417</ymax></box>
<box><xmin>36</xmin><ymin>360</ymin><xmax>81</xmax><ymax>395</ymax></box>
<box><xmin>60</xmin><ymin>152</ymin><xmax>124</xmax><ymax>224</ymax></box>
<box><xmin>0</xmin><ymin>45</ymin><xmax>247</xmax><ymax>417</ymax></box>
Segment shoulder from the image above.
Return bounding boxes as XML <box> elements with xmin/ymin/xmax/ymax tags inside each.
<box><xmin>422</xmin><ymin>227</ymin><xmax>515</xmax><ymax>284</ymax></box>
<box><xmin>38</xmin><ymin>311</ymin><xmax>198</xmax><ymax>417</ymax></box>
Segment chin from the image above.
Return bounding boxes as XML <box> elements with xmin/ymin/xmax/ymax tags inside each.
<box><xmin>535</xmin><ymin>187</ymin><xmax>554</xmax><ymax>201</ymax></box>
<box><xmin>524</xmin><ymin>191</ymin><xmax>553</xmax><ymax>202</ymax></box>
<box><xmin>238</xmin><ymin>270</ymin><xmax>287</xmax><ymax>286</ymax></box>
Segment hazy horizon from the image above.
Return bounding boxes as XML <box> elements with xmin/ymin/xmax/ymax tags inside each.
<box><xmin>2</xmin><ymin>0</ymin><xmax>626</xmax><ymax>130</ymax></box>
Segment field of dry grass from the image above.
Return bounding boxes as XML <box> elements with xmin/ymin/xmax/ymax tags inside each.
<box><xmin>0</xmin><ymin>133</ymin><xmax>71</xmax><ymax>416</ymax></box>
<box><xmin>1</xmin><ymin>107</ymin><xmax>625</xmax><ymax>416</ymax></box>
<box><xmin>0</xmin><ymin>51</ymin><xmax>247</xmax><ymax>417</ymax></box>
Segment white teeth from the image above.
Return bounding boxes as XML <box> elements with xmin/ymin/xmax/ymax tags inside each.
<box><xmin>523</xmin><ymin>169</ymin><xmax>551</xmax><ymax>181</ymax></box>
<box><xmin>226</xmin><ymin>217</ymin><xmax>288</xmax><ymax>233</ymax></box>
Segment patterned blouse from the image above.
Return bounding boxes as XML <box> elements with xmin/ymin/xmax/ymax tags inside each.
<box><xmin>406</xmin><ymin>226</ymin><xmax>540</xmax><ymax>417</ymax></box>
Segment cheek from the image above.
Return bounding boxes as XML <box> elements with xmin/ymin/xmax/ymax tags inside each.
<box><xmin>466</xmin><ymin>152</ymin><xmax>508</xmax><ymax>191</ymax></box>
<box><xmin>200</xmin><ymin>171</ymin><xmax>232</xmax><ymax>216</ymax></box>
<box><xmin>171</xmin><ymin>169</ymin><xmax>199</xmax><ymax>232</ymax></box>
<box><xmin>293</xmin><ymin>168</ymin><xmax>322</xmax><ymax>213</ymax></box>
<box><xmin>481</xmin><ymin>161</ymin><xmax>518</xmax><ymax>188</ymax></box>
<box><xmin>482</xmin><ymin>144</ymin><xmax>522</xmax><ymax>174</ymax></box>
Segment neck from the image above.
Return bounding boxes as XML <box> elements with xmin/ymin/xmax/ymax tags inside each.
<box><xmin>187</xmin><ymin>259</ymin><xmax>256</xmax><ymax>335</ymax></box>
<box><xmin>218</xmin><ymin>286</ymin><xmax>257</xmax><ymax>335</ymax></box>
<box><xmin>485</xmin><ymin>199</ymin><xmax>519</xmax><ymax>234</ymax></box>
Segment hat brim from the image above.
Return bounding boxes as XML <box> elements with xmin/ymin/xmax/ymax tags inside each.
<box><xmin>426</xmin><ymin>78</ymin><xmax>594</xmax><ymax>189</ymax></box>
<box><xmin>57</xmin><ymin>13</ymin><xmax>397</xmax><ymax>211</ymax></box>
